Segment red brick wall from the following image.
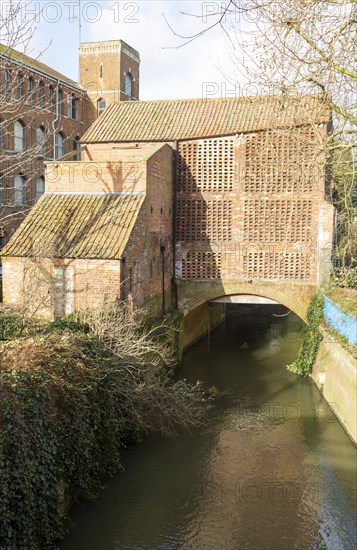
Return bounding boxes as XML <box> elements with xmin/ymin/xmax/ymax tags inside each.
<box><xmin>122</xmin><ymin>144</ymin><xmax>173</xmax><ymax>314</ymax></box>
<box><xmin>0</xmin><ymin>59</ymin><xmax>89</xmax><ymax>246</ymax></box>
<box><xmin>2</xmin><ymin>256</ymin><xmax>121</xmax><ymax>319</ymax></box>
<box><xmin>79</xmin><ymin>41</ymin><xmax>140</xmax><ymax>121</ymax></box>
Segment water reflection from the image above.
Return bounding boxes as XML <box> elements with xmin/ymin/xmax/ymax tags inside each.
<box><xmin>60</xmin><ymin>305</ymin><xmax>356</xmax><ymax>550</ymax></box>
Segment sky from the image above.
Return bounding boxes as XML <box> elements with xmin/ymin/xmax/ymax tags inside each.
<box><xmin>1</xmin><ymin>0</ymin><xmax>253</xmax><ymax>100</ymax></box>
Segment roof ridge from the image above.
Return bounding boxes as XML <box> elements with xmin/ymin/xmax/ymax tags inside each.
<box><xmin>111</xmin><ymin>93</ymin><xmax>324</xmax><ymax>106</ymax></box>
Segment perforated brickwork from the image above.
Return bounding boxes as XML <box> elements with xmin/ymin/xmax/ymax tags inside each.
<box><xmin>177</xmin><ymin>199</ymin><xmax>232</xmax><ymax>242</ymax></box>
<box><xmin>178</xmin><ymin>138</ymin><xmax>234</xmax><ymax>193</ymax></box>
<box><xmin>244</xmin><ymin>128</ymin><xmax>319</xmax><ymax>194</ymax></box>
<box><xmin>243</xmin><ymin>199</ymin><xmax>314</xmax><ymax>243</ymax></box>
<box><xmin>182</xmin><ymin>252</ymin><xmax>222</xmax><ymax>280</ymax></box>
<box><xmin>243</xmin><ymin>251</ymin><xmax>312</xmax><ymax>280</ymax></box>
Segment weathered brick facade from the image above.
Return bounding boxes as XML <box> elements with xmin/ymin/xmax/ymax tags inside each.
<box><xmin>0</xmin><ymin>39</ymin><xmax>140</xmax><ymax>249</ymax></box>
<box><xmin>2</xmin><ymin>95</ymin><xmax>335</xmax><ymax>325</ymax></box>
<box><xmin>2</xmin><ymin>143</ymin><xmax>172</xmax><ymax>319</ymax></box>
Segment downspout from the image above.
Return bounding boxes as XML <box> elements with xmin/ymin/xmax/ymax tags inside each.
<box><xmin>121</xmin><ymin>256</ymin><xmax>126</xmax><ymax>301</ymax></box>
<box><xmin>172</xmin><ymin>140</ymin><xmax>178</xmax><ymax>309</ymax></box>
<box><xmin>52</xmin><ymin>79</ymin><xmax>60</xmax><ymax>159</ymax></box>
<box><xmin>160</xmin><ymin>241</ymin><xmax>166</xmax><ymax>317</ymax></box>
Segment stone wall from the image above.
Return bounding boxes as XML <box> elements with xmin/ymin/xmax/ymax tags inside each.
<box><xmin>312</xmin><ymin>331</ymin><xmax>357</xmax><ymax>444</ymax></box>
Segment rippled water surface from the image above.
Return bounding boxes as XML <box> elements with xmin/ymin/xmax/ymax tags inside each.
<box><xmin>61</xmin><ymin>305</ymin><xmax>357</xmax><ymax>550</ymax></box>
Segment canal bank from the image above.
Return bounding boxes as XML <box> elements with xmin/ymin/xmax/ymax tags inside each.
<box><xmin>312</xmin><ymin>330</ymin><xmax>357</xmax><ymax>444</ymax></box>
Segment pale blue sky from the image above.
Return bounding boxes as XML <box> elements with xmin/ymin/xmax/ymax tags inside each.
<box><xmin>3</xmin><ymin>1</ymin><xmax>250</xmax><ymax>100</ymax></box>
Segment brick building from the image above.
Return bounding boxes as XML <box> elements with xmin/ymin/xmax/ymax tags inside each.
<box><xmin>0</xmin><ymin>39</ymin><xmax>140</xmax><ymax>250</ymax></box>
<box><xmin>1</xmin><ymin>94</ymin><xmax>334</xmax><ymax>320</ymax></box>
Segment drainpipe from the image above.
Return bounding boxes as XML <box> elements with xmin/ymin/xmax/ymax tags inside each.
<box><xmin>121</xmin><ymin>256</ymin><xmax>126</xmax><ymax>301</ymax></box>
<box><xmin>160</xmin><ymin>241</ymin><xmax>166</xmax><ymax>317</ymax></box>
<box><xmin>52</xmin><ymin>79</ymin><xmax>60</xmax><ymax>160</ymax></box>
<box><xmin>172</xmin><ymin>140</ymin><xmax>178</xmax><ymax>309</ymax></box>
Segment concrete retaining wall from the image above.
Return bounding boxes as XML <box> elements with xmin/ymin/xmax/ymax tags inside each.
<box><xmin>312</xmin><ymin>331</ymin><xmax>357</xmax><ymax>444</ymax></box>
<box><xmin>323</xmin><ymin>295</ymin><xmax>357</xmax><ymax>347</ymax></box>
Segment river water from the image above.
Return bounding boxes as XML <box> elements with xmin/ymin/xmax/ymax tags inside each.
<box><xmin>60</xmin><ymin>305</ymin><xmax>357</xmax><ymax>550</ymax></box>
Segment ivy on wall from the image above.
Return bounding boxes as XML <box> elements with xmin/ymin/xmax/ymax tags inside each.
<box><xmin>288</xmin><ymin>294</ymin><xmax>323</xmax><ymax>376</ymax></box>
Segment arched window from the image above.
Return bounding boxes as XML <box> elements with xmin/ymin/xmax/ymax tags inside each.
<box><xmin>99</xmin><ymin>63</ymin><xmax>103</xmax><ymax>78</ymax></box>
<box><xmin>38</xmin><ymin>80</ymin><xmax>45</xmax><ymax>107</ymax></box>
<box><xmin>97</xmin><ymin>98</ymin><xmax>106</xmax><ymax>116</ymax></box>
<box><xmin>36</xmin><ymin>126</ymin><xmax>46</xmax><ymax>157</ymax></box>
<box><xmin>49</xmin><ymin>85</ymin><xmax>55</xmax><ymax>112</ymax></box>
<box><xmin>54</xmin><ymin>132</ymin><xmax>65</xmax><ymax>159</ymax></box>
<box><xmin>71</xmin><ymin>95</ymin><xmax>79</xmax><ymax>119</ymax></box>
<box><xmin>5</xmin><ymin>69</ymin><xmax>11</xmax><ymax>97</ymax></box>
<box><xmin>14</xmin><ymin>175</ymin><xmax>26</xmax><ymax>205</ymax></box>
<box><xmin>14</xmin><ymin>120</ymin><xmax>26</xmax><ymax>152</ymax></box>
<box><xmin>125</xmin><ymin>72</ymin><xmax>132</xmax><ymax>98</ymax></box>
<box><xmin>28</xmin><ymin>77</ymin><xmax>34</xmax><ymax>105</ymax></box>
<box><xmin>58</xmin><ymin>88</ymin><xmax>63</xmax><ymax>115</ymax></box>
<box><xmin>17</xmin><ymin>73</ymin><xmax>24</xmax><ymax>99</ymax></box>
<box><xmin>36</xmin><ymin>176</ymin><xmax>45</xmax><ymax>200</ymax></box>
<box><xmin>73</xmin><ymin>136</ymin><xmax>80</xmax><ymax>161</ymax></box>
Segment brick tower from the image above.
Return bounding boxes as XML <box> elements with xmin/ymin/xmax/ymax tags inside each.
<box><xmin>79</xmin><ymin>39</ymin><xmax>140</xmax><ymax>126</ymax></box>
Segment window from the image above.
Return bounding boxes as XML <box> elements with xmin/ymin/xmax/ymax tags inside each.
<box><xmin>28</xmin><ymin>77</ymin><xmax>34</xmax><ymax>105</ymax></box>
<box><xmin>38</xmin><ymin>80</ymin><xmax>45</xmax><ymax>107</ymax></box>
<box><xmin>58</xmin><ymin>88</ymin><xmax>63</xmax><ymax>115</ymax></box>
<box><xmin>14</xmin><ymin>175</ymin><xmax>26</xmax><ymax>205</ymax></box>
<box><xmin>54</xmin><ymin>132</ymin><xmax>64</xmax><ymax>159</ymax></box>
<box><xmin>125</xmin><ymin>72</ymin><xmax>132</xmax><ymax>98</ymax></box>
<box><xmin>99</xmin><ymin>63</ymin><xmax>103</xmax><ymax>78</ymax></box>
<box><xmin>71</xmin><ymin>96</ymin><xmax>79</xmax><ymax>119</ymax></box>
<box><xmin>17</xmin><ymin>74</ymin><xmax>24</xmax><ymax>99</ymax></box>
<box><xmin>5</xmin><ymin>70</ymin><xmax>11</xmax><ymax>97</ymax></box>
<box><xmin>36</xmin><ymin>126</ymin><xmax>46</xmax><ymax>157</ymax></box>
<box><xmin>49</xmin><ymin>85</ymin><xmax>55</xmax><ymax>112</ymax></box>
<box><xmin>97</xmin><ymin>98</ymin><xmax>106</xmax><ymax>116</ymax></box>
<box><xmin>14</xmin><ymin>120</ymin><xmax>26</xmax><ymax>152</ymax></box>
<box><xmin>73</xmin><ymin>136</ymin><xmax>80</xmax><ymax>161</ymax></box>
<box><xmin>36</xmin><ymin>176</ymin><xmax>45</xmax><ymax>200</ymax></box>
<box><xmin>54</xmin><ymin>267</ymin><xmax>73</xmax><ymax>318</ymax></box>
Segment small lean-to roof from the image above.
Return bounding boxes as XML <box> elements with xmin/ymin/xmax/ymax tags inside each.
<box><xmin>82</xmin><ymin>94</ymin><xmax>330</xmax><ymax>143</ymax></box>
<box><xmin>0</xmin><ymin>44</ymin><xmax>82</xmax><ymax>89</ymax></box>
<box><xmin>1</xmin><ymin>193</ymin><xmax>144</xmax><ymax>260</ymax></box>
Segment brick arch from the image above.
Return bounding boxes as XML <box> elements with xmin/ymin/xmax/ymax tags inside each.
<box><xmin>179</xmin><ymin>281</ymin><xmax>317</xmax><ymax>322</ymax></box>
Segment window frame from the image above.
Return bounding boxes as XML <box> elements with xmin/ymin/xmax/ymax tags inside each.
<box><xmin>5</xmin><ymin>69</ymin><xmax>11</xmax><ymax>97</ymax></box>
<box><xmin>36</xmin><ymin>126</ymin><xmax>46</xmax><ymax>157</ymax></box>
<box><xmin>36</xmin><ymin>176</ymin><xmax>45</xmax><ymax>201</ymax></box>
<box><xmin>124</xmin><ymin>72</ymin><xmax>133</xmax><ymax>98</ymax></box>
<box><xmin>14</xmin><ymin>174</ymin><xmax>26</xmax><ymax>205</ymax></box>
<box><xmin>17</xmin><ymin>73</ymin><xmax>24</xmax><ymax>100</ymax></box>
<box><xmin>54</xmin><ymin>132</ymin><xmax>65</xmax><ymax>159</ymax></box>
<box><xmin>97</xmin><ymin>98</ymin><xmax>106</xmax><ymax>116</ymax></box>
<box><xmin>38</xmin><ymin>80</ymin><xmax>45</xmax><ymax>108</ymax></box>
<box><xmin>14</xmin><ymin>120</ymin><xmax>26</xmax><ymax>152</ymax></box>
<box><xmin>27</xmin><ymin>77</ymin><xmax>34</xmax><ymax>105</ymax></box>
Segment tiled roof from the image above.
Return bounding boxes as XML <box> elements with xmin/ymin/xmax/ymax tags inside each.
<box><xmin>1</xmin><ymin>193</ymin><xmax>144</xmax><ymax>259</ymax></box>
<box><xmin>82</xmin><ymin>94</ymin><xmax>330</xmax><ymax>142</ymax></box>
<box><xmin>0</xmin><ymin>44</ymin><xmax>81</xmax><ymax>89</ymax></box>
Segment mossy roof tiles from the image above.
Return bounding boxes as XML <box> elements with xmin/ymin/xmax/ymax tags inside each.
<box><xmin>1</xmin><ymin>193</ymin><xmax>144</xmax><ymax>259</ymax></box>
<box><xmin>82</xmin><ymin>94</ymin><xmax>330</xmax><ymax>143</ymax></box>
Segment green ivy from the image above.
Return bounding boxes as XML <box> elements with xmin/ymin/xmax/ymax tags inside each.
<box><xmin>0</xmin><ymin>312</ymin><xmax>22</xmax><ymax>341</ymax></box>
<box><xmin>0</xmin><ymin>334</ymin><xmax>143</xmax><ymax>550</ymax></box>
<box><xmin>288</xmin><ymin>294</ymin><xmax>323</xmax><ymax>376</ymax></box>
